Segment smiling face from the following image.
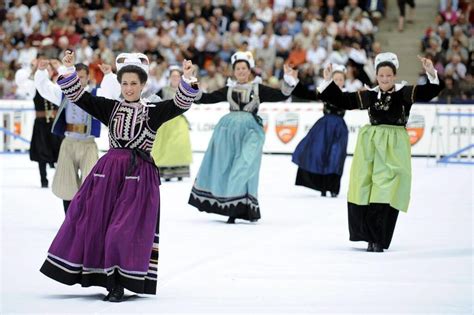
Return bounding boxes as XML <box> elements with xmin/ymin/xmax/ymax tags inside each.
<box><xmin>120</xmin><ymin>72</ymin><xmax>145</xmax><ymax>102</ymax></box>
<box><xmin>376</xmin><ymin>66</ymin><xmax>396</xmax><ymax>92</ymax></box>
<box><xmin>233</xmin><ymin>61</ymin><xmax>251</xmax><ymax>84</ymax></box>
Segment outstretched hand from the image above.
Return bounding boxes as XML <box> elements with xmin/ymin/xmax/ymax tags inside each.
<box><xmin>182</xmin><ymin>59</ymin><xmax>195</xmax><ymax>80</ymax></box>
<box><xmin>62</xmin><ymin>50</ymin><xmax>75</xmax><ymax>68</ymax></box>
<box><xmin>323</xmin><ymin>63</ymin><xmax>333</xmax><ymax>81</ymax></box>
<box><xmin>417</xmin><ymin>55</ymin><xmax>436</xmax><ymax>77</ymax></box>
<box><xmin>283</xmin><ymin>64</ymin><xmax>298</xmax><ymax>80</ymax></box>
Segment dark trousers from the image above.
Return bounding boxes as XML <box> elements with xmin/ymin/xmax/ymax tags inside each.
<box><xmin>38</xmin><ymin>162</ymin><xmax>48</xmax><ymax>185</ymax></box>
<box><xmin>348</xmin><ymin>202</ymin><xmax>400</xmax><ymax>249</ymax></box>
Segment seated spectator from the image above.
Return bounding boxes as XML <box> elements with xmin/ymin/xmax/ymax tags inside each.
<box><xmin>294</xmin><ymin>25</ymin><xmax>314</xmax><ymax>50</ymax></box>
<box><xmin>284</xmin><ymin>11</ymin><xmax>302</xmax><ymax>36</ymax></box>
<box><xmin>437</xmin><ymin>75</ymin><xmax>462</xmax><ymax>102</ymax></box>
<box><xmin>365</xmin><ymin>0</ymin><xmax>385</xmax><ymax>25</ymax></box>
<box><xmin>256</xmin><ymin>36</ymin><xmax>277</xmax><ymax>74</ymax></box>
<box><xmin>306</xmin><ymin>37</ymin><xmax>327</xmax><ymax>72</ymax></box>
<box><xmin>444</xmin><ymin>54</ymin><xmax>467</xmax><ymax>80</ymax></box>
<box><xmin>321</xmin><ymin>0</ymin><xmax>341</xmax><ymax>22</ymax></box>
<box><xmin>286</xmin><ymin>40</ymin><xmax>307</xmax><ymax>68</ymax></box>
<box><xmin>275</xmin><ymin>25</ymin><xmax>293</xmax><ymax>60</ymax></box>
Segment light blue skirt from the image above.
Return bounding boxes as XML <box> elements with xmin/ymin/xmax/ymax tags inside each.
<box><xmin>189</xmin><ymin>111</ymin><xmax>265</xmax><ymax>221</ymax></box>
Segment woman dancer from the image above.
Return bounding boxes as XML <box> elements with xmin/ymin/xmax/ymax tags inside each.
<box><xmin>188</xmin><ymin>51</ymin><xmax>298</xmax><ymax>224</ymax></box>
<box><xmin>291</xmin><ymin>64</ymin><xmax>349</xmax><ymax>198</ymax></box>
<box><xmin>40</xmin><ymin>51</ymin><xmax>199</xmax><ymax>302</ymax></box>
<box><xmin>316</xmin><ymin>53</ymin><xmax>444</xmax><ymax>252</ymax></box>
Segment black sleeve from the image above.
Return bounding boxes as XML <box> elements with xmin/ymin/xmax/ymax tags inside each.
<box><xmin>195</xmin><ymin>87</ymin><xmax>228</xmax><ymax>104</ymax></box>
<box><xmin>72</xmin><ymin>93</ymin><xmax>117</xmax><ymax>126</ymax></box>
<box><xmin>318</xmin><ymin>81</ymin><xmax>363</xmax><ymax>110</ymax></box>
<box><xmin>412</xmin><ymin>79</ymin><xmax>445</xmax><ymax>103</ymax></box>
<box><xmin>291</xmin><ymin>82</ymin><xmax>318</xmax><ymax>101</ymax></box>
<box><xmin>147</xmin><ymin>80</ymin><xmax>199</xmax><ymax>130</ymax></box>
<box><xmin>258</xmin><ymin>84</ymin><xmax>292</xmax><ymax>102</ymax></box>
<box><xmin>57</xmin><ymin>72</ymin><xmax>116</xmax><ymax>125</ymax></box>
<box><xmin>146</xmin><ymin>99</ymin><xmax>189</xmax><ymax>129</ymax></box>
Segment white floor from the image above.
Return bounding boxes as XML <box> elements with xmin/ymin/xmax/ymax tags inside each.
<box><xmin>0</xmin><ymin>153</ymin><xmax>472</xmax><ymax>314</ymax></box>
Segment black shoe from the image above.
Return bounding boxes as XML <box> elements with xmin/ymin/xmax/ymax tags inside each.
<box><xmin>108</xmin><ymin>285</ymin><xmax>124</xmax><ymax>302</ymax></box>
<box><xmin>165</xmin><ymin>178</ymin><xmax>171</xmax><ymax>182</ymax></box>
<box><xmin>103</xmin><ymin>292</ymin><xmax>111</xmax><ymax>301</ymax></box>
<box><xmin>367</xmin><ymin>242</ymin><xmax>374</xmax><ymax>252</ymax></box>
<box><xmin>321</xmin><ymin>191</ymin><xmax>327</xmax><ymax>197</ymax></box>
<box><xmin>178</xmin><ymin>177</ymin><xmax>183</xmax><ymax>181</ymax></box>
<box><xmin>41</xmin><ymin>181</ymin><xmax>48</xmax><ymax>188</ymax></box>
<box><xmin>373</xmin><ymin>243</ymin><xmax>384</xmax><ymax>252</ymax></box>
<box><xmin>330</xmin><ymin>192</ymin><xmax>338</xmax><ymax>198</ymax></box>
<box><xmin>226</xmin><ymin>216</ymin><xmax>236</xmax><ymax>224</ymax></box>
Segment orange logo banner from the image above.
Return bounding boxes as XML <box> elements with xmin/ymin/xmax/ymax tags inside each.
<box><xmin>275</xmin><ymin>112</ymin><xmax>299</xmax><ymax>144</ymax></box>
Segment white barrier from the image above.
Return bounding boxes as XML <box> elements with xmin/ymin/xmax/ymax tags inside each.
<box><xmin>1</xmin><ymin>100</ymin><xmax>473</xmax><ymax>156</ymax></box>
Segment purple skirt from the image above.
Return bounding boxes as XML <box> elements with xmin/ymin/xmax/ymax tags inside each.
<box><xmin>40</xmin><ymin>149</ymin><xmax>161</xmax><ymax>294</ymax></box>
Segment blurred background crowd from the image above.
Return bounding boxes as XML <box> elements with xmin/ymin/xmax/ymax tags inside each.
<box><xmin>0</xmin><ymin>0</ymin><xmax>472</xmax><ymax>102</ymax></box>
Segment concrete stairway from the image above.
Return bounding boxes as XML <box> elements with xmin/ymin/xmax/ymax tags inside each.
<box><xmin>375</xmin><ymin>0</ymin><xmax>440</xmax><ymax>83</ymax></box>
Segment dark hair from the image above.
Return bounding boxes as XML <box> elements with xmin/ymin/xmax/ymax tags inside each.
<box><xmin>376</xmin><ymin>61</ymin><xmax>397</xmax><ymax>75</ymax></box>
<box><xmin>117</xmin><ymin>65</ymin><xmax>148</xmax><ymax>84</ymax></box>
<box><xmin>75</xmin><ymin>63</ymin><xmax>89</xmax><ymax>75</ymax></box>
<box><xmin>232</xmin><ymin>60</ymin><xmax>250</xmax><ymax>70</ymax></box>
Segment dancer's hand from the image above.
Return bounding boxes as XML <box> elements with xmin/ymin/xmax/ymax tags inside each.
<box><xmin>62</xmin><ymin>50</ymin><xmax>75</xmax><ymax>68</ymax></box>
<box><xmin>283</xmin><ymin>64</ymin><xmax>298</xmax><ymax>80</ymax></box>
<box><xmin>323</xmin><ymin>63</ymin><xmax>332</xmax><ymax>81</ymax></box>
<box><xmin>182</xmin><ymin>59</ymin><xmax>195</xmax><ymax>80</ymax></box>
<box><xmin>417</xmin><ymin>55</ymin><xmax>436</xmax><ymax>77</ymax></box>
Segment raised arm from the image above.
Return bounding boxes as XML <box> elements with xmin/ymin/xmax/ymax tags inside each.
<box><xmin>411</xmin><ymin>56</ymin><xmax>445</xmax><ymax>102</ymax></box>
<box><xmin>58</xmin><ymin>71</ymin><xmax>116</xmax><ymax>126</ymax></box>
<box><xmin>291</xmin><ymin>82</ymin><xmax>318</xmax><ymax>101</ymax></box>
<box><xmin>34</xmin><ymin>61</ymin><xmax>62</xmax><ymax>105</ymax></box>
<box><xmin>147</xmin><ymin>79</ymin><xmax>200</xmax><ymax>129</ymax></box>
<box><xmin>259</xmin><ymin>64</ymin><xmax>299</xmax><ymax>102</ymax></box>
<box><xmin>316</xmin><ymin>64</ymin><xmax>362</xmax><ymax>110</ymax></box>
<box><xmin>194</xmin><ymin>87</ymin><xmax>228</xmax><ymax>104</ymax></box>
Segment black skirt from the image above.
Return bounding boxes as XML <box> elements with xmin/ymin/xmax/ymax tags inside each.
<box><xmin>348</xmin><ymin>202</ymin><xmax>399</xmax><ymax>249</ymax></box>
<box><xmin>295</xmin><ymin>168</ymin><xmax>342</xmax><ymax>194</ymax></box>
<box><xmin>29</xmin><ymin>118</ymin><xmax>63</xmax><ymax>163</ymax></box>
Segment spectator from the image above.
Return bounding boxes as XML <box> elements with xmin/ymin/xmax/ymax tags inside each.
<box><xmin>321</xmin><ymin>0</ymin><xmax>342</xmax><ymax>22</ymax></box>
<box><xmin>275</xmin><ymin>25</ymin><xmax>293</xmax><ymax>60</ymax></box>
<box><xmin>444</xmin><ymin>54</ymin><xmax>467</xmax><ymax>80</ymax></box>
<box><xmin>437</xmin><ymin>75</ymin><xmax>462</xmax><ymax>102</ymax></box>
<box><xmin>306</xmin><ymin>37</ymin><xmax>327</xmax><ymax>72</ymax></box>
<box><xmin>255</xmin><ymin>0</ymin><xmax>273</xmax><ymax>25</ymax></box>
<box><xmin>287</xmin><ymin>40</ymin><xmax>307</xmax><ymax>68</ymax></box>
<box><xmin>9</xmin><ymin>0</ymin><xmax>29</xmax><ymax>21</ymax></box>
<box><xmin>201</xmin><ymin>62</ymin><xmax>226</xmax><ymax>93</ymax></box>
<box><xmin>75</xmin><ymin>38</ymin><xmax>94</xmax><ymax>65</ymax></box>
<box><xmin>294</xmin><ymin>25</ymin><xmax>314</xmax><ymax>50</ymax></box>
<box><xmin>284</xmin><ymin>11</ymin><xmax>302</xmax><ymax>36</ymax></box>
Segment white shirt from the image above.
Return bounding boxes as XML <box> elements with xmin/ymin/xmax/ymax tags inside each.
<box><xmin>34</xmin><ymin>69</ymin><xmax>93</xmax><ymax>139</ymax></box>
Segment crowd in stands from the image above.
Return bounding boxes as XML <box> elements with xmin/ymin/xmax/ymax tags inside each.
<box><xmin>1</xmin><ymin>0</ymin><xmax>472</xmax><ymax>103</ymax></box>
<box><xmin>1</xmin><ymin>0</ymin><xmax>389</xmax><ymax>100</ymax></box>
<box><xmin>420</xmin><ymin>0</ymin><xmax>473</xmax><ymax>102</ymax></box>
